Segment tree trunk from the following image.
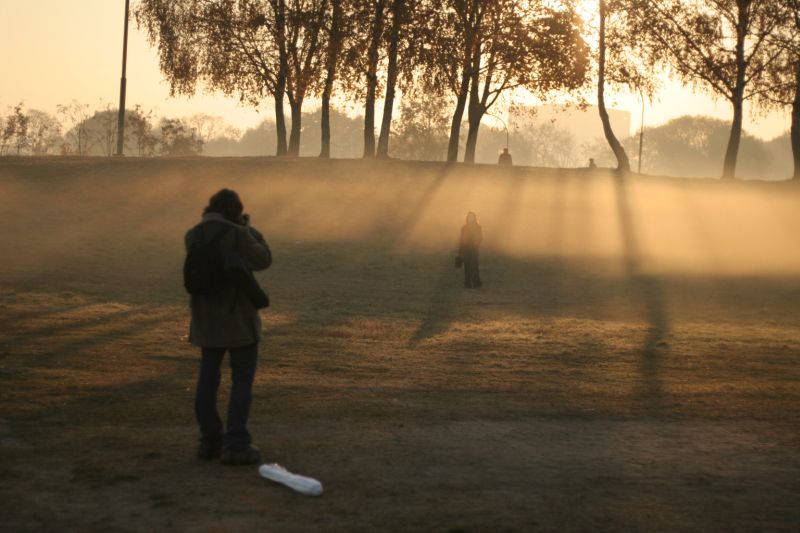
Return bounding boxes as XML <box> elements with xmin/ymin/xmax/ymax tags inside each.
<box><xmin>320</xmin><ymin>0</ymin><xmax>342</xmax><ymax>159</ymax></box>
<box><xmin>792</xmin><ymin>59</ymin><xmax>800</xmax><ymax>179</ymax></box>
<box><xmin>274</xmin><ymin>76</ymin><xmax>288</xmax><ymax>156</ymax></box>
<box><xmin>722</xmin><ymin>96</ymin><xmax>744</xmax><ymax>179</ymax></box>
<box><xmin>447</xmin><ymin>68</ymin><xmax>471</xmax><ymax>163</ymax></box>
<box><xmin>463</xmin><ymin>113</ymin><xmax>483</xmax><ymax>164</ymax></box>
<box><xmin>377</xmin><ymin>0</ymin><xmax>402</xmax><ymax>159</ymax></box>
<box><xmin>722</xmin><ymin>4</ymin><xmax>748</xmax><ymax>180</ymax></box>
<box><xmin>274</xmin><ymin>0</ymin><xmax>289</xmax><ymax>156</ymax></box>
<box><xmin>320</xmin><ymin>90</ymin><xmax>332</xmax><ymax>159</ymax></box>
<box><xmin>463</xmin><ymin>42</ymin><xmax>483</xmax><ymax>164</ymax></box>
<box><xmin>363</xmin><ymin>80</ymin><xmax>377</xmax><ymax>158</ymax></box>
<box><xmin>363</xmin><ymin>1</ymin><xmax>385</xmax><ymax>158</ymax></box>
<box><xmin>447</xmin><ymin>7</ymin><xmax>478</xmax><ymax>164</ymax></box>
<box><xmin>288</xmin><ymin>97</ymin><xmax>303</xmax><ymax>156</ymax></box>
<box><xmin>598</xmin><ymin>0</ymin><xmax>630</xmax><ymax>173</ymax></box>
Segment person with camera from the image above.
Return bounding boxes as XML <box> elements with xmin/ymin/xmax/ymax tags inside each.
<box><xmin>184</xmin><ymin>188</ymin><xmax>272</xmax><ymax>465</ymax></box>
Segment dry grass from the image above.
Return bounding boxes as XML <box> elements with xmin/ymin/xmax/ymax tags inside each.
<box><xmin>0</xmin><ymin>157</ymin><xmax>799</xmax><ymax>532</ymax></box>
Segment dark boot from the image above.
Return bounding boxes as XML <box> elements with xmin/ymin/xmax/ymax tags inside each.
<box><xmin>221</xmin><ymin>445</ymin><xmax>261</xmax><ymax>465</ymax></box>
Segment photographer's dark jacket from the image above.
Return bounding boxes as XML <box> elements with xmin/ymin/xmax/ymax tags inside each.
<box><xmin>184</xmin><ymin>213</ymin><xmax>272</xmax><ymax>348</ymax></box>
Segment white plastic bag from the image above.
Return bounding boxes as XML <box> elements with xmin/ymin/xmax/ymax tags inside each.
<box><xmin>259</xmin><ymin>463</ymin><xmax>323</xmax><ymax>496</ymax></box>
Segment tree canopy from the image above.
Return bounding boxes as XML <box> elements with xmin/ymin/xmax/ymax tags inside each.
<box><xmin>128</xmin><ymin>0</ymin><xmax>800</xmax><ymax>174</ymax></box>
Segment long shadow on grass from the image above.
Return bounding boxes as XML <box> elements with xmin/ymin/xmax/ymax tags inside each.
<box><xmin>392</xmin><ymin>164</ymin><xmax>451</xmax><ymax>241</ymax></box>
<box><xmin>0</xmin><ymin>305</ymin><xmax>143</xmax><ymax>348</ymax></box>
<box><xmin>0</xmin><ymin>305</ymin><xmax>176</xmax><ymax>372</ymax></box>
<box><xmin>541</xmin><ymin>173</ymin><xmax>568</xmax><ymax>316</ymax></box>
<box><xmin>0</xmin><ymin>301</ymin><xmax>97</xmax><ymax>328</ymax></box>
<box><xmin>0</xmin><ymin>311</ymin><xmax>196</xmax><ymax>468</ymax></box>
<box><xmin>613</xmin><ymin>173</ymin><xmax>669</xmax><ymax>412</ymax></box>
<box><xmin>483</xmin><ymin>173</ymin><xmax>569</xmax><ymax>316</ymax></box>
<box><xmin>408</xmin><ymin>256</ymin><xmax>464</xmax><ymax>345</ymax></box>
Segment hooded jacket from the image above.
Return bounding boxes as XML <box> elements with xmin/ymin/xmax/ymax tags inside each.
<box><xmin>184</xmin><ymin>213</ymin><xmax>272</xmax><ymax>348</ymax></box>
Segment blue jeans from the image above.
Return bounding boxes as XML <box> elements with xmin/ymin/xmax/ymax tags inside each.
<box><xmin>195</xmin><ymin>343</ymin><xmax>258</xmax><ymax>452</ymax></box>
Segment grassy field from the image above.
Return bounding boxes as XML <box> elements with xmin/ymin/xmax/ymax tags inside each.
<box><xmin>0</xmin><ymin>156</ymin><xmax>799</xmax><ymax>532</ymax></box>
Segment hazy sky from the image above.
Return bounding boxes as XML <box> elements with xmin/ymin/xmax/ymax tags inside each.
<box><xmin>0</xmin><ymin>0</ymin><xmax>792</xmax><ymax>140</ymax></box>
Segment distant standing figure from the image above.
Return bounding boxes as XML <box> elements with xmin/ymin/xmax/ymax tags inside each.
<box><xmin>498</xmin><ymin>148</ymin><xmax>513</xmax><ymax>166</ymax></box>
<box><xmin>184</xmin><ymin>189</ymin><xmax>272</xmax><ymax>465</ymax></box>
<box><xmin>588</xmin><ymin>158</ymin><xmax>597</xmax><ymax>169</ymax></box>
<box><xmin>459</xmin><ymin>212</ymin><xmax>483</xmax><ymax>288</ymax></box>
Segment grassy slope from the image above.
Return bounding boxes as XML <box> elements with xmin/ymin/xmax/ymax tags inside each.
<box><xmin>0</xmin><ymin>157</ymin><xmax>799</xmax><ymax>532</ymax></box>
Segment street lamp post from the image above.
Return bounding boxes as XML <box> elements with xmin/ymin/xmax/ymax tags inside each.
<box><xmin>485</xmin><ymin>113</ymin><xmax>509</xmax><ymax>150</ymax></box>
<box><xmin>115</xmin><ymin>0</ymin><xmax>130</xmax><ymax>157</ymax></box>
<box><xmin>638</xmin><ymin>90</ymin><xmax>646</xmax><ymax>174</ymax></box>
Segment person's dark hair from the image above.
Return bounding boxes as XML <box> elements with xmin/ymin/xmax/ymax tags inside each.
<box><xmin>204</xmin><ymin>188</ymin><xmax>243</xmax><ymax>223</ymax></box>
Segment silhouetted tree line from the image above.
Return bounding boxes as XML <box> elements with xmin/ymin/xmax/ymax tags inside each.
<box><xmin>134</xmin><ymin>0</ymin><xmax>588</xmax><ymax>163</ymax></box>
<box><xmin>134</xmin><ymin>0</ymin><xmax>800</xmax><ymax>179</ymax></box>
<box><xmin>0</xmin><ymin>101</ymin><xmax>211</xmax><ymax>157</ymax></box>
<box><xmin>585</xmin><ymin>115</ymin><xmax>793</xmax><ymax>180</ymax></box>
<box><xmin>1</xmin><ymin>100</ymin><xmax>793</xmax><ymax>179</ymax></box>
<box><xmin>3</xmin><ymin>1</ymin><xmax>799</xmax><ymax>180</ymax></box>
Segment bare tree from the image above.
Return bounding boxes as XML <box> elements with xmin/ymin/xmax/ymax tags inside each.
<box><xmin>521</xmin><ymin>121</ymin><xmax>581</xmax><ymax>167</ymax></box>
<box><xmin>788</xmin><ymin>1</ymin><xmax>800</xmax><ymax>180</ymax></box>
<box><xmin>160</xmin><ymin>118</ymin><xmax>204</xmax><ymax>155</ymax></box>
<box><xmin>591</xmin><ymin>0</ymin><xmax>659</xmax><ymax>174</ymax></box>
<box><xmin>0</xmin><ymin>111</ymin><xmax>9</xmax><ymax>156</ymax></box>
<box><xmin>2</xmin><ymin>104</ymin><xmax>30</xmax><ymax>156</ymax></box>
<box><xmin>635</xmin><ymin>0</ymin><xmax>792</xmax><ymax>179</ymax></box>
<box><xmin>57</xmin><ymin>100</ymin><xmax>93</xmax><ymax>156</ymax></box>
<box><xmin>92</xmin><ymin>104</ymin><xmax>120</xmax><ymax>156</ymax></box>
<box><xmin>128</xmin><ymin>105</ymin><xmax>160</xmax><ymax>156</ymax></box>
<box><xmin>318</xmin><ymin>0</ymin><xmax>346</xmax><ymax>157</ymax></box>
<box><xmin>391</xmin><ymin>91</ymin><xmax>452</xmax><ymax>160</ymax></box>
<box><xmin>598</xmin><ymin>0</ymin><xmax>629</xmax><ymax>172</ymax></box>
<box><xmin>337</xmin><ymin>0</ymin><xmax>420</xmax><ymax>159</ymax></box>
<box><xmin>376</xmin><ymin>0</ymin><xmax>419</xmax><ymax>158</ymax></box>
<box><xmin>27</xmin><ymin>110</ymin><xmax>63</xmax><ymax>155</ymax></box>
<box><xmin>185</xmin><ymin>113</ymin><xmax>238</xmax><ymax>144</ymax></box>
<box><xmin>283</xmin><ymin>0</ymin><xmax>328</xmax><ymax>155</ymax></box>
<box><xmin>463</xmin><ymin>1</ymin><xmax>588</xmax><ymax>163</ymax></box>
<box><xmin>758</xmin><ymin>0</ymin><xmax>800</xmax><ymax>179</ymax></box>
<box><xmin>417</xmin><ymin>1</ymin><xmax>587</xmax><ymax>163</ymax></box>
<box><xmin>787</xmin><ymin>1</ymin><xmax>800</xmax><ymax>179</ymax></box>
<box><xmin>349</xmin><ymin>0</ymin><xmax>389</xmax><ymax>158</ymax></box>
<box><xmin>419</xmin><ymin>0</ymin><xmax>481</xmax><ymax>162</ymax></box>
<box><xmin>136</xmin><ymin>0</ymin><xmax>290</xmax><ymax>155</ymax></box>
<box><xmin>0</xmin><ymin>113</ymin><xmax>6</xmax><ymax>155</ymax></box>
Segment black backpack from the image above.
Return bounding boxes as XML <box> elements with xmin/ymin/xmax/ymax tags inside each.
<box><xmin>183</xmin><ymin>224</ymin><xmax>232</xmax><ymax>295</ymax></box>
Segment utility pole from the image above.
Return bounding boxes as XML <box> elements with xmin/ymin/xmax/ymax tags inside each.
<box><xmin>115</xmin><ymin>0</ymin><xmax>130</xmax><ymax>156</ymax></box>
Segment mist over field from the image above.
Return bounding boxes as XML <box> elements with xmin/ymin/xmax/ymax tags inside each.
<box><xmin>2</xmin><ymin>157</ymin><xmax>798</xmax><ymax>288</ymax></box>
<box><xmin>1</xmin><ymin>158</ymin><xmax>799</xmax><ymax>530</ymax></box>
